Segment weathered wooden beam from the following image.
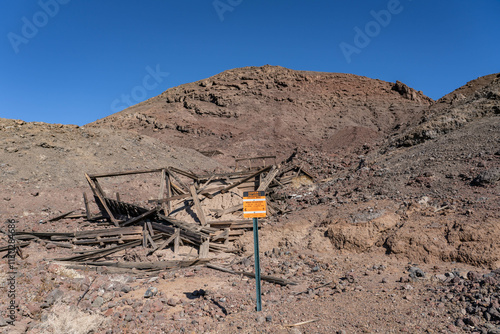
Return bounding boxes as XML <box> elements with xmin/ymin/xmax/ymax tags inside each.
<box><xmin>207</xmin><ymin>220</ymin><xmax>253</xmax><ymax>229</ymax></box>
<box><xmin>83</xmin><ymin>192</ymin><xmax>91</xmax><ymax>220</ymax></box>
<box><xmin>60</xmin><ymin>259</ymin><xmax>210</xmax><ymax>271</ymax></box>
<box><xmin>121</xmin><ymin>208</ymin><xmax>158</xmax><ymax>227</ymax></box>
<box><xmin>85</xmin><ymin>173</ymin><xmax>119</xmax><ymax>226</ymax></box>
<box><xmin>168</xmin><ymin>167</ymin><xmax>199</xmax><ymax>181</ymax></box>
<box><xmin>145</xmin><ymin>228</ymin><xmax>157</xmax><ymax>249</ymax></box>
<box><xmin>165</xmin><ymin>172</ymin><xmax>172</xmax><ymax>214</ymax></box>
<box><xmin>149</xmin><ymin>186</ymin><xmax>226</xmax><ymax>204</ymax></box>
<box><xmin>87</xmin><ymin>168</ymin><xmax>163</xmax><ymax>179</ymax></box>
<box><xmin>199</xmin><ymin>237</ymin><xmax>210</xmax><ymax>258</ymax></box>
<box><xmin>48</xmin><ymin>211</ymin><xmax>75</xmax><ymax>222</ymax></box>
<box><xmin>55</xmin><ymin>235</ymin><xmax>164</xmax><ymax>262</ymax></box>
<box><xmin>72</xmin><ymin>235</ymin><xmax>142</xmax><ymax>245</ymax></box>
<box><xmin>0</xmin><ymin>241</ymin><xmax>30</xmax><ymax>252</ymax></box>
<box><xmin>174</xmin><ymin>228</ymin><xmax>180</xmax><ymax>254</ymax></box>
<box><xmin>210</xmin><ymin>204</ymin><xmax>243</xmax><ymax>216</ymax></box>
<box><xmin>166</xmin><ymin>167</ymin><xmax>190</xmax><ymax>192</ymax></box>
<box><xmin>150</xmin><ymin>229</ymin><xmax>178</xmax><ymax>255</ymax></box>
<box><xmin>189</xmin><ymin>185</ymin><xmax>207</xmax><ymax>226</ymax></box>
<box><xmin>50</xmin><ymin>226</ymin><xmax>143</xmax><ymax>241</ymax></box>
<box><xmin>158</xmin><ymin>169</ymin><xmax>166</xmax><ymax>213</ymax></box>
<box><xmin>257</xmin><ymin>165</ymin><xmax>280</xmax><ymax>191</ymax></box>
<box><xmin>197</xmin><ymin>175</ymin><xmax>215</xmax><ymax>194</ymax></box>
<box><xmin>220</xmin><ymin>166</ymin><xmax>272</xmax><ymax>194</ymax></box>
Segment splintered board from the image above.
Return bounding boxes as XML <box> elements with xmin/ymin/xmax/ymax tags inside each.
<box><xmin>243</xmin><ymin>191</ymin><xmax>266</xmax><ymax>218</ymax></box>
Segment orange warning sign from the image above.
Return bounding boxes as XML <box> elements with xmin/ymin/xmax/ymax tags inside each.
<box><xmin>243</xmin><ymin>191</ymin><xmax>267</xmax><ymax>218</ymax></box>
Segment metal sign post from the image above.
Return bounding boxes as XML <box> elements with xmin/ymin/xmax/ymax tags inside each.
<box><xmin>253</xmin><ymin>217</ymin><xmax>262</xmax><ymax>311</ymax></box>
<box><xmin>243</xmin><ymin>191</ymin><xmax>266</xmax><ymax>312</ymax></box>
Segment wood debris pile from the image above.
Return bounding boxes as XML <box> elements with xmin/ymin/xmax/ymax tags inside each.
<box><xmin>2</xmin><ymin>156</ymin><xmax>313</xmax><ymax>282</ymax></box>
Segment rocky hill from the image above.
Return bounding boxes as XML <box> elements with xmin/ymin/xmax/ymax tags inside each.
<box><xmin>391</xmin><ymin>73</ymin><xmax>500</xmax><ymax>147</ymax></box>
<box><xmin>89</xmin><ymin>65</ymin><xmax>432</xmax><ymax>161</ymax></box>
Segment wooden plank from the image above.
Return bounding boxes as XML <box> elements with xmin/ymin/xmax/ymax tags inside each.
<box><xmin>199</xmin><ymin>237</ymin><xmax>210</xmax><ymax>258</ymax></box>
<box><xmin>72</xmin><ymin>235</ymin><xmax>142</xmax><ymax>245</ymax></box>
<box><xmin>168</xmin><ymin>167</ymin><xmax>199</xmax><ymax>181</ymax></box>
<box><xmin>159</xmin><ymin>169</ymin><xmax>167</xmax><ymax>213</ymax></box>
<box><xmin>151</xmin><ymin>231</ymin><xmax>177</xmax><ymax>254</ymax></box>
<box><xmin>61</xmin><ymin>259</ymin><xmax>210</xmax><ymax>271</ymax></box>
<box><xmin>121</xmin><ymin>208</ymin><xmax>158</xmax><ymax>227</ymax></box>
<box><xmin>83</xmin><ymin>192</ymin><xmax>91</xmax><ymax>220</ymax></box>
<box><xmin>220</xmin><ymin>166</ymin><xmax>271</xmax><ymax>194</ymax></box>
<box><xmin>147</xmin><ymin>221</ymin><xmax>155</xmax><ymax>237</ymax></box>
<box><xmin>174</xmin><ymin>228</ymin><xmax>180</xmax><ymax>254</ymax></box>
<box><xmin>87</xmin><ymin>168</ymin><xmax>163</xmax><ymax>179</ymax></box>
<box><xmin>189</xmin><ymin>185</ymin><xmax>207</xmax><ymax>226</ymax></box>
<box><xmin>210</xmin><ymin>204</ymin><xmax>243</xmax><ymax>216</ymax></box>
<box><xmin>48</xmin><ymin>210</ymin><xmax>75</xmax><ymax>222</ymax></box>
<box><xmin>145</xmin><ymin>228</ymin><xmax>157</xmax><ymax>249</ymax></box>
<box><xmin>166</xmin><ymin>172</ymin><xmax>172</xmax><ymax>214</ymax></box>
<box><xmin>166</xmin><ymin>167</ymin><xmax>190</xmax><ymax>192</ymax></box>
<box><xmin>55</xmin><ymin>235</ymin><xmax>164</xmax><ymax>262</ymax></box>
<box><xmin>85</xmin><ymin>173</ymin><xmax>119</xmax><ymax>227</ymax></box>
<box><xmin>150</xmin><ymin>186</ymin><xmax>227</xmax><ymax>204</ymax></box>
<box><xmin>0</xmin><ymin>241</ymin><xmax>30</xmax><ymax>252</ymax></box>
<box><xmin>210</xmin><ymin>229</ymin><xmax>230</xmax><ymax>243</ymax></box>
<box><xmin>257</xmin><ymin>165</ymin><xmax>280</xmax><ymax>191</ymax></box>
<box><xmin>65</xmin><ymin>213</ymin><xmax>87</xmax><ymax>219</ymax></box>
<box><xmin>235</xmin><ymin>155</ymin><xmax>276</xmax><ymax>162</ymax></box>
<box><xmin>51</xmin><ymin>226</ymin><xmax>143</xmax><ymax>240</ymax></box>
<box><xmin>143</xmin><ymin>227</ymin><xmax>147</xmax><ymax>248</ymax></box>
<box><xmin>197</xmin><ymin>175</ymin><xmax>215</xmax><ymax>194</ymax></box>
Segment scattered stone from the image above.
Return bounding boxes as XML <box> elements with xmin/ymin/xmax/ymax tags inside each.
<box><xmin>151</xmin><ymin>300</ymin><xmax>163</xmax><ymax>312</ymax></box>
<box><xmin>167</xmin><ymin>298</ymin><xmax>178</xmax><ymax>307</ymax></box>
<box><xmin>144</xmin><ymin>287</ymin><xmax>158</xmax><ymax>298</ymax></box>
<box><xmin>92</xmin><ymin>296</ymin><xmax>105</xmax><ymax>308</ymax></box>
<box><xmin>45</xmin><ymin>288</ymin><xmax>64</xmax><ymax>305</ymax></box>
<box><xmin>27</xmin><ymin>303</ymin><xmax>41</xmax><ymax>315</ymax></box>
<box><xmin>435</xmin><ymin>274</ymin><xmax>448</xmax><ymax>282</ymax></box>
<box><xmin>471</xmin><ymin>168</ymin><xmax>500</xmax><ymax>186</ymax></box>
<box><xmin>120</xmin><ymin>285</ymin><xmax>132</xmax><ymax>293</ymax></box>
<box><xmin>103</xmin><ymin>308</ymin><xmax>114</xmax><ymax>317</ymax></box>
<box><xmin>408</xmin><ymin>267</ymin><xmax>426</xmax><ymax>279</ymax></box>
<box><xmin>148</xmin><ymin>277</ymin><xmax>159</xmax><ymax>283</ymax></box>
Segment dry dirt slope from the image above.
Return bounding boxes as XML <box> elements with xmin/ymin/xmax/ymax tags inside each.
<box><xmin>315</xmin><ymin>72</ymin><xmax>500</xmax><ymax>268</ymax></box>
<box><xmin>88</xmin><ymin>65</ymin><xmax>432</xmax><ymax>160</ymax></box>
<box><xmin>0</xmin><ymin>118</ymin><xmax>223</xmax><ymax>220</ymax></box>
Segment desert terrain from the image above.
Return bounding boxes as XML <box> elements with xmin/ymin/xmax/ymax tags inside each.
<box><xmin>1</xmin><ymin>66</ymin><xmax>499</xmax><ymax>333</ymax></box>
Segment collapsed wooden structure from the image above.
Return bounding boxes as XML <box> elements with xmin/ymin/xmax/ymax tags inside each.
<box><xmin>2</xmin><ymin>156</ymin><xmax>313</xmax><ymax>282</ymax></box>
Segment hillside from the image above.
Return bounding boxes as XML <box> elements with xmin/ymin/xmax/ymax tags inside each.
<box><xmin>89</xmin><ymin>65</ymin><xmax>432</xmax><ymax>160</ymax></box>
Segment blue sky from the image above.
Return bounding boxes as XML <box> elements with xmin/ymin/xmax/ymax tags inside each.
<box><xmin>1</xmin><ymin>0</ymin><xmax>499</xmax><ymax>126</ymax></box>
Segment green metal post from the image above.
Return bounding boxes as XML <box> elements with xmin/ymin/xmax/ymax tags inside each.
<box><xmin>253</xmin><ymin>217</ymin><xmax>262</xmax><ymax>311</ymax></box>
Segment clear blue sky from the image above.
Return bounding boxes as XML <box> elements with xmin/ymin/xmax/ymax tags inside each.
<box><xmin>1</xmin><ymin>0</ymin><xmax>499</xmax><ymax>126</ymax></box>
